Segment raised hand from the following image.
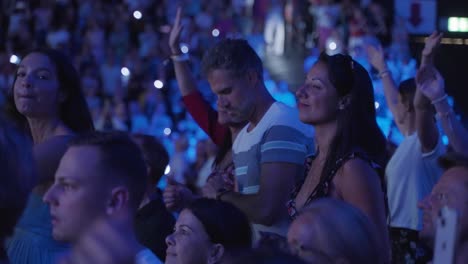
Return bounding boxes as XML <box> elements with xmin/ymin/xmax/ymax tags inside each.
<box><xmin>366</xmin><ymin>45</ymin><xmax>387</xmax><ymax>72</ymax></box>
<box><xmin>415</xmin><ymin>66</ymin><xmax>446</xmax><ymax>102</ymax></box>
<box><xmin>169</xmin><ymin>7</ymin><xmax>183</xmax><ymax>55</ymax></box>
<box><xmin>422</xmin><ymin>31</ymin><xmax>443</xmax><ymax>57</ymax></box>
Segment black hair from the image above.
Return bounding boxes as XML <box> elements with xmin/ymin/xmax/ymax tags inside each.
<box><xmin>201</xmin><ymin>38</ymin><xmax>263</xmax><ymax>81</ymax></box>
<box><xmin>438</xmin><ymin>152</ymin><xmax>468</xmax><ymax>171</ymax></box>
<box><xmin>132</xmin><ymin>134</ymin><xmax>169</xmax><ymax>185</ymax></box>
<box><xmin>186</xmin><ymin>198</ymin><xmax>252</xmax><ymax>250</ymax></box>
<box><xmin>398</xmin><ymin>78</ymin><xmax>416</xmax><ymax>113</ymax></box>
<box><xmin>5</xmin><ymin>48</ymin><xmax>94</xmax><ymax>134</ymax></box>
<box><xmin>69</xmin><ymin>132</ymin><xmax>147</xmax><ymax>210</ymax></box>
<box><xmin>317</xmin><ymin>53</ymin><xmax>387</xmax><ymax>190</ymax></box>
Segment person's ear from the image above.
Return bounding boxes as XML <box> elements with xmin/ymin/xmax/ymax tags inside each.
<box><xmin>338</xmin><ymin>94</ymin><xmax>352</xmax><ymax>110</ymax></box>
<box><xmin>246</xmin><ymin>70</ymin><xmax>259</xmax><ymax>87</ymax></box>
<box><xmin>207</xmin><ymin>244</ymin><xmax>224</xmax><ymax>264</ymax></box>
<box><xmin>106</xmin><ymin>187</ymin><xmax>129</xmax><ymax>215</ymax></box>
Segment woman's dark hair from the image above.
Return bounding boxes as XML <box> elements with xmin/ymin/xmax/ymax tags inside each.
<box><xmin>5</xmin><ymin>49</ymin><xmax>94</xmax><ymax>134</ymax></box>
<box><xmin>213</xmin><ymin>131</ymin><xmax>232</xmax><ymax>167</ymax></box>
<box><xmin>132</xmin><ymin>134</ymin><xmax>169</xmax><ymax>185</ymax></box>
<box><xmin>438</xmin><ymin>151</ymin><xmax>468</xmax><ymax>171</ymax></box>
<box><xmin>317</xmin><ymin>53</ymin><xmax>387</xmax><ymax>186</ymax></box>
<box><xmin>398</xmin><ymin>78</ymin><xmax>416</xmax><ymax>113</ymax></box>
<box><xmin>186</xmin><ymin>198</ymin><xmax>252</xmax><ymax>250</ymax></box>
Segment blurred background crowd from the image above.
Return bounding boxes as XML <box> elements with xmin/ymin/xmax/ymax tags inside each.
<box><xmin>0</xmin><ymin>0</ymin><xmax>465</xmax><ymax>187</ymax></box>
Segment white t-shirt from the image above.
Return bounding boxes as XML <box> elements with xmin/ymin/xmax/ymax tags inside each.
<box><xmin>233</xmin><ymin>102</ymin><xmax>314</xmax><ymax>237</ymax></box>
<box><xmin>386</xmin><ymin>133</ymin><xmax>445</xmax><ymax>230</ymax></box>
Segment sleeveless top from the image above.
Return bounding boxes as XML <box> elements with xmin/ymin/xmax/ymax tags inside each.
<box><xmin>287</xmin><ymin>151</ymin><xmax>384</xmax><ymax>219</ymax></box>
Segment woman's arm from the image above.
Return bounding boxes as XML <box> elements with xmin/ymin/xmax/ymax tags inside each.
<box><xmin>367</xmin><ymin>45</ymin><xmax>405</xmax><ymax>134</ymax></box>
<box><xmin>335</xmin><ymin>158</ymin><xmax>391</xmax><ymax>263</ymax></box>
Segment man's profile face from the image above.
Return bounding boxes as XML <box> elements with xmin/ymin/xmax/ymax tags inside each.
<box><xmin>43</xmin><ymin>146</ymin><xmax>109</xmax><ymax>243</ymax></box>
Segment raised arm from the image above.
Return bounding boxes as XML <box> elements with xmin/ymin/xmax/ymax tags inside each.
<box><xmin>367</xmin><ymin>45</ymin><xmax>404</xmax><ymax>133</ymax></box>
<box><xmin>169</xmin><ymin>7</ymin><xmax>197</xmax><ymax>97</ymax></box>
<box><xmin>417</xmin><ymin>68</ymin><xmax>468</xmax><ymax>156</ymax></box>
<box><xmin>169</xmin><ymin>7</ymin><xmax>228</xmax><ymax>146</ymax></box>
<box><xmin>414</xmin><ymin>66</ymin><xmax>439</xmax><ymax>153</ymax></box>
<box><xmin>420</xmin><ymin>31</ymin><xmax>443</xmax><ymax>68</ymax></box>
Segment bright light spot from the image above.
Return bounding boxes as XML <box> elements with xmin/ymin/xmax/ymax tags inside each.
<box><xmin>164</xmin><ymin>165</ymin><xmax>171</xmax><ymax>175</ymax></box>
<box><xmin>460</xmin><ymin>18</ymin><xmax>468</xmax><ymax>32</ymax></box>
<box><xmin>9</xmin><ymin>55</ymin><xmax>20</xmax><ymax>65</ymax></box>
<box><xmin>180</xmin><ymin>44</ymin><xmax>189</xmax><ymax>54</ymax></box>
<box><xmin>212</xmin><ymin>28</ymin><xmax>220</xmax><ymax>37</ymax></box>
<box><xmin>133</xmin><ymin>10</ymin><xmax>142</xmax><ymax>20</ymax></box>
<box><xmin>374</xmin><ymin>101</ymin><xmax>380</xmax><ymax>109</ymax></box>
<box><xmin>448</xmin><ymin>17</ymin><xmax>459</xmax><ymax>32</ymax></box>
<box><xmin>154</xmin><ymin>80</ymin><xmax>164</xmax><ymax>89</ymax></box>
<box><xmin>448</xmin><ymin>17</ymin><xmax>468</xmax><ymax>32</ymax></box>
<box><xmin>328</xmin><ymin>41</ymin><xmax>337</xmax><ymax>51</ymax></box>
<box><xmin>121</xmin><ymin>67</ymin><xmax>130</xmax><ymax>76</ymax></box>
<box><xmin>164</xmin><ymin>128</ymin><xmax>172</xmax><ymax>136</ymax></box>
<box><xmin>442</xmin><ymin>135</ymin><xmax>449</xmax><ymax>145</ymax></box>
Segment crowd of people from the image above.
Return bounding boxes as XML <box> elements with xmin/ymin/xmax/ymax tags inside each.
<box><xmin>1</xmin><ymin>0</ymin><xmax>468</xmax><ymax>264</ymax></box>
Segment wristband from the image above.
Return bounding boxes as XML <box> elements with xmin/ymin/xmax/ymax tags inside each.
<box><xmin>436</xmin><ymin>109</ymin><xmax>453</xmax><ymax>131</ymax></box>
<box><xmin>431</xmin><ymin>94</ymin><xmax>448</xmax><ymax>105</ymax></box>
<box><xmin>171</xmin><ymin>53</ymin><xmax>189</xmax><ymax>62</ymax></box>
<box><xmin>378</xmin><ymin>69</ymin><xmax>391</xmax><ymax>78</ymax></box>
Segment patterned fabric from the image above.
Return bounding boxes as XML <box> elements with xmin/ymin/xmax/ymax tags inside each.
<box><xmin>287</xmin><ymin>151</ymin><xmax>383</xmax><ymax>219</ymax></box>
<box><xmin>389</xmin><ymin>227</ymin><xmax>432</xmax><ymax>264</ymax></box>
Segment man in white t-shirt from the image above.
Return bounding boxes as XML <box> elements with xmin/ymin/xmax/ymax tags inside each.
<box><xmin>201</xmin><ymin>39</ymin><xmax>313</xmax><ymax>238</ymax></box>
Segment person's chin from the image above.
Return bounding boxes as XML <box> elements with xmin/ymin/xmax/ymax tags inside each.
<box><xmin>164</xmin><ymin>253</ymin><xmax>177</xmax><ymax>264</ymax></box>
<box><xmin>52</xmin><ymin>230</ymin><xmax>65</xmax><ymax>242</ymax></box>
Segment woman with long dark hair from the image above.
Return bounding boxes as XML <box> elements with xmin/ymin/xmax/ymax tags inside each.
<box><xmin>5</xmin><ymin>49</ymin><xmax>94</xmax><ymax>264</ymax></box>
<box><xmin>289</xmin><ymin>53</ymin><xmax>390</xmax><ymax>261</ymax></box>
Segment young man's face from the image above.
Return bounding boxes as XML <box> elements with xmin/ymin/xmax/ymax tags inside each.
<box><xmin>207</xmin><ymin>69</ymin><xmax>256</xmax><ymax>125</ymax></box>
<box><xmin>44</xmin><ymin>146</ymin><xmax>110</xmax><ymax>243</ymax></box>
<box><xmin>418</xmin><ymin>167</ymin><xmax>468</xmax><ymax>248</ymax></box>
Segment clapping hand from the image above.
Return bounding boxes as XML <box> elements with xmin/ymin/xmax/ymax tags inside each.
<box><xmin>163</xmin><ymin>176</ymin><xmax>195</xmax><ymax>211</ymax></box>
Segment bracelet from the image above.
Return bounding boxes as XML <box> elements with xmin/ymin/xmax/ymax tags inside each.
<box><xmin>431</xmin><ymin>94</ymin><xmax>448</xmax><ymax>105</ymax></box>
<box><xmin>171</xmin><ymin>53</ymin><xmax>189</xmax><ymax>62</ymax></box>
<box><xmin>216</xmin><ymin>188</ymin><xmax>231</xmax><ymax>200</ymax></box>
<box><xmin>436</xmin><ymin>109</ymin><xmax>453</xmax><ymax>131</ymax></box>
<box><xmin>378</xmin><ymin>69</ymin><xmax>391</xmax><ymax>78</ymax></box>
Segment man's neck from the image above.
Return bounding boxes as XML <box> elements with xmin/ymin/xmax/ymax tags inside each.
<box><xmin>247</xmin><ymin>88</ymin><xmax>275</xmax><ymax>132</ymax></box>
